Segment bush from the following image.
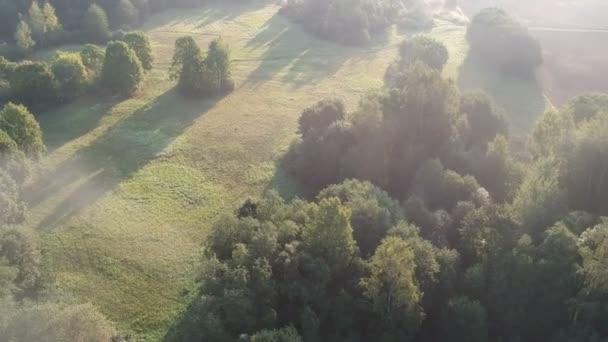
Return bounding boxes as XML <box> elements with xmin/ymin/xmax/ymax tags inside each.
<box><xmin>9</xmin><ymin>62</ymin><xmax>58</xmax><ymax>106</ymax></box>
<box><xmin>51</xmin><ymin>51</ymin><xmax>90</xmax><ymax>100</ymax></box>
<box><xmin>100</xmin><ymin>40</ymin><xmax>143</xmax><ymax>96</ymax></box>
<box><xmin>0</xmin><ymin>103</ymin><xmax>45</xmax><ymax>157</ymax></box>
<box><xmin>80</xmin><ymin>44</ymin><xmax>106</xmax><ymax>76</ymax></box>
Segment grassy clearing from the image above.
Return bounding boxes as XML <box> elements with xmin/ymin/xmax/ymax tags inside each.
<box><xmin>25</xmin><ymin>3</ymin><xmax>407</xmax><ymax>340</ymax></box>
<box><xmin>24</xmin><ymin>3</ymin><xmax>545</xmax><ymax>339</ymax></box>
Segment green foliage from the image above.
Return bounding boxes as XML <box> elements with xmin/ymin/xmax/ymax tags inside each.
<box><xmin>26</xmin><ymin>1</ymin><xmax>62</xmax><ymax>45</ymax></box>
<box><xmin>459</xmin><ymin>91</ymin><xmax>509</xmax><ymax>150</ymax></box>
<box><xmin>397</xmin><ymin>35</ymin><xmax>449</xmax><ymax>71</ymax></box>
<box><xmin>360</xmin><ymin>236</ymin><xmax>424</xmax><ymax>337</ymax></box>
<box><xmin>565</xmin><ymin>93</ymin><xmax>608</xmax><ymax>123</ymax></box>
<box><xmin>441</xmin><ymin>296</ymin><xmax>488</xmax><ymax>342</ymax></box>
<box><xmin>0</xmin><ymin>102</ymin><xmax>45</xmax><ymax>157</ymax></box>
<box><xmin>466</xmin><ymin>8</ymin><xmax>542</xmax><ymax>77</ymax></box>
<box><xmin>121</xmin><ymin>31</ymin><xmax>154</xmax><ymax>71</ymax></box>
<box><xmin>302</xmin><ymin>197</ymin><xmax>357</xmax><ymax>273</ymax></box>
<box><xmin>9</xmin><ymin>61</ymin><xmax>58</xmax><ymax>105</ymax></box>
<box><xmin>560</xmin><ymin>111</ymin><xmax>608</xmax><ymax>215</ymax></box>
<box><xmin>14</xmin><ymin>20</ymin><xmax>35</xmax><ymax>53</ymax></box>
<box><xmin>512</xmin><ymin>159</ymin><xmax>568</xmax><ymax>241</ymax></box>
<box><xmin>170</xmin><ymin>36</ymin><xmax>234</xmax><ymax>98</ymax></box>
<box><xmin>0</xmin><ymin>170</ymin><xmax>25</xmax><ymax>225</ymax></box>
<box><xmin>298</xmin><ymin>98</ymin><xmax>345</xmax><ymax>138</ymax></box>
<box><xmin>82</xmin><ymin>4</ymin><xmax>111</xmax><ymax>43</ymax></box>
<box><xmin>101</xmin><ymin>40</ymin><xmax>143</xmax><ymax>96</ymax></box>
<box><xmin>80</xmin><ymin>44</ymin><xmax>106</xmax><ymax>77</ymax></box>
<box><xmin>282</xmin><ymin>0</ymin><xmax>395</xmax><ymax>45</ymax></box>
<box><xmin>112</xmin><ymin>0</ymin><xmax>140</xmax><ymax>29</ymax></box>
<box><xmin>51</xmin><ymin>51</ymin><xmax>90</xmax><ymax>99</ymax></box>
<box><xmin>251</xmin><ymin>326</ymin><xmax>303</xmax><ymax>342</ymax></box>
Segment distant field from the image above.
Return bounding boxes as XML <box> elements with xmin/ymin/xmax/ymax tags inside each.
<box><xmin>533</xmin><ymin>29</ymin><xmax>608</xmax><ymax>105</ymax></box>
<box><xmin>459</xmin><ymin>0</ymin><xmax>608</xmax><ymax>108</ymax></box>
<box><xmin>459</xmin><ymin>0</ymin><xmax>608</xmax><ymax>29</ymax></box>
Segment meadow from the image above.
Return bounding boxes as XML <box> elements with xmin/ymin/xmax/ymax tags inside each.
<box><xmin>23</xmin><ymin>2</ymin><xmax>548</xmax><ymax>340</ymax></box>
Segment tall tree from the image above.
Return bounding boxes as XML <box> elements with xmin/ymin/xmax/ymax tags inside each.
<box><xmin>14</xmin><ymin>20</ymin><xmax>35</xmax><ymax>52</ymax></box>
<box><xmin>122</xmin><ymin>31</ymin><xmax>153</xmax><ymax>71</ymax></box>
<box><xmin>82</xmin><ymin>4</ymin><xmax>110</xmax><ymax>43</ymax></box>
<box><xmin>100</xmin><ymin>41</ymin><xmax>143</xmax><ymax>96</ymax></box>
<box><xmin>360</xmin><ymin>236</ymin><xmax>424</xmax><ymax>338</ymax></box>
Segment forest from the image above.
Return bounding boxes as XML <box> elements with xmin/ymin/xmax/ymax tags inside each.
<box><xmin>0</xmin><ymin>0</ymin><xmax>607</xmax><ymax>341</ymax></box>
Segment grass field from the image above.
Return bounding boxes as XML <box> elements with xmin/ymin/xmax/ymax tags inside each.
<box><xmin>23</xmin><ymin>3</ymin><xmax>546</xmax><ymax>340</ymax></box>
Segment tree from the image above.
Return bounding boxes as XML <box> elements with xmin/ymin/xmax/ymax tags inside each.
<box><xmin>298</xmin><ymin>98</ymin><xmax>346</xmax><ymax>138</ymax></box>
<box><xmin>459</xmin><ymin>91</ymin><xmax>509</xmax><ymax>150</ymax></box>
<box><xmin>170</xmin><ymin>36</ymin><xmax>204</xmax><ymax>96</ymax></box>
<box><xmin>441</xmin><ymin>296</ymin><xmax>488</xmax><ymax>342</ymax></box>
<box><xmin>560</xmin><ymin>111</ymin><xmax>608</xmax><ymax>215</ymax></box>
<box><xmin>398</xmin><ymin>35</ymin><xmax>449</xmax><ymax>71</ymax></box>
<box><xmin>80</xmin><ymin>44</ymin><xmax>106</xmax><ymax>76</ymax></box>
<box><xmin>9</xmin><ymin>62</ymin><xmax>58</xmax><ymax>105</ymax></box>
<box><xmin>51</xmin><ymin>51</ymin><xmax>89</xmax><ymax>99</ymax></box>
<box><xmin>360</xmin><ymin>236</ymin><xmax>424</xmax><ymax>337</ymax></box>
<box><xmin>113</xmin><ymin>0</ymin><xmax>139</xmax><ymax>29</ymax></box>
<box><xmin>100</xmin><ymin>40</ymin><xmax>143</xmax><ymax>96</ymax></box>
<box><xmin>302</xmin><ymin>197</ymin><xmax>357</xmax><ymax>273</ymax></box>
<box><xmin>82</xmin><ymin>4</ymin><xmax>110</xmax><ymax>43</ymax></box>
<box><xmin>14</xmin><ymin>20</ymin><xmax>35</xmax><ymax>52</ymax></box>
<box><xmin>26</xmin><ymin>1</ymin><xmax>46</xmax><ymax>42</ymax></box>
<box><xmin>122</xmin><ymin>31</ymin><xmax>153</xmax><ymax>71</ymax></box>
<box><xmin>204</xmin><ymin>38</ymin><xmax>234</xmax><ymax>94</ymax></box>
<box><xmin>0</xmin><ymin>103</ymin><xmax>45</xmax><ymax>157</ymax></box>
<box><xmin>466</xmin><ymin>8</ymin><xmax>542</xmax><ymax>77</ymax></box>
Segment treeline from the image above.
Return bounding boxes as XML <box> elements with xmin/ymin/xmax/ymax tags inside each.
<box><xmin>280</xmin><ymin>0</ymin><xmax>436</xmax><ymax>45</ymax></box>
<box><xmin>0</xmin><ymin>102</ymin><xmax>119</xmax><ymax>341</ymax></box>
<box><xmin>0</xmin><ymin>31</ymin><xmax>153</xmax><ymax>109</ymax></box>
<box><xmin>179</xmin><ymin>34</ymin><xmax>608</xmax><ymax>341</ymax></box>
<box><xmin>0</xmin><ymin>0</ymin><xmax>249</xmax><ymax>58</ymax></box>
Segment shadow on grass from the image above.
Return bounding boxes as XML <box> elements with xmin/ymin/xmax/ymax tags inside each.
<box><xmin>143</xmin><ymin>1</ymin><xmax>270</xmax><ymax>32</ymax></box>
<box><xmin>242</xmin><ymin>13</ymin><xmax>354</xmax><ymax>89</ymax></box>
<box><xmin>37</xmin><ymin>97</ymin><xmax>122</xmax><ymax>152</ymax></box>
<box><xmin>25</xmin><ymin>89</ymin><xmax>222</xmax><ymax>230</ymax></box>
<box><xmin>457</xmin><ymin>54</ymin><xmax>546</xmax><ymax>135</ymax></box>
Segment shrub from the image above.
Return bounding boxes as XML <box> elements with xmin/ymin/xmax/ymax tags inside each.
<box><xmin>51</xmin><ymin>51</ymin><xmax>90</xmax><ymax>99</ymax></box>
<box><xmin>121</xmin><ymin>31</ymin><xmax>153</xmax><ymax>71</ymax></box>
<box><xmin>9</xmin><ymin>62</ymin><xmax>58</xmax><ymax>105</ymax></box>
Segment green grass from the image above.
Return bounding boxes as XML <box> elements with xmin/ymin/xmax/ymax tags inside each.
<box><xmin>24</xmin><ymin>4</ymin><xmax>545</xmax><ymax>340</ymax></box>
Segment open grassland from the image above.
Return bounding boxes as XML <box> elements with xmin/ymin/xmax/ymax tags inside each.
<box><xmin>23</xmin><ymin>3</ymin><xmax>546</xmax><ymax>340</ymax></box>
<box><xmin>26</xmin><ymin>3</ymin><xmax>405</xmax><ymax>340</ymax></box>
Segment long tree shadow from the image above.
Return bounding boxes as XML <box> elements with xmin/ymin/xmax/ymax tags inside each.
<box><xmin>143</xmin><ymin>0</ymin><xmax>270</xmax><ymax>32</ymax></box>
<box><xmin>242</xmin><ymin>13</ymin><xmax>352</xmax><ymax>88</ymax></box>
<box><xmin>457</xmin><ymin>54</ymin><xmax>546</xmax><ymax>135</ymax></box>
<box><xmin>36</xmin><ymin>97</ymin><xmax>122</xmax><ymax>151</ymax></box>
<box><xmin>25</xmin><ymin>89</ymin><xmax>222</xmax><ymax>230</ymax></box>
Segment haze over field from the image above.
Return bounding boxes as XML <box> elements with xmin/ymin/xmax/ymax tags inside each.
<box><xmin>0</xmin><ymin>0</ymin><xmax>607</xmax><ymax>341</ymax></box>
